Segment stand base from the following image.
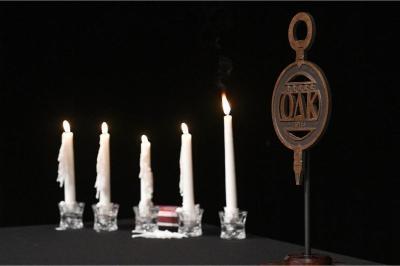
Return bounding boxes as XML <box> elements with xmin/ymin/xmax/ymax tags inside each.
<box><xmin>283</xmin><ymin>254</ymin><xmax>332</xmax><ymax>265</ymax></box>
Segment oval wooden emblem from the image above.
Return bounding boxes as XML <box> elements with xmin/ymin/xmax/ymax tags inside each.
<box><xmin>271</xmin><ymin>12</ymin><xmax>331</xmax><ymax>184</ymax></box>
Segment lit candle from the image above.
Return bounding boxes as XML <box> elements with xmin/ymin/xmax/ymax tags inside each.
<box><xmin>95</xmin><ymin>122</ymin><xmax>111</xmax><ymax>207</ymax></box>
<box><xmin>57</xmin><ymin>120</ymin><xmax>76</xmax><ymax>205</ymax></box>
<box><xmin>179</xmin><ymin>123</ymin><xmax>196</xmax><ymax>219</ymax></box>
<box><xmin>222</xmin><ymin>94</ymin><xmax>238</xmax><ymax>218</ymax></box>
<box><xmin>138</xmin><ymin>135</ymin><xmax>154</xmax><ymax>216</ymax></box>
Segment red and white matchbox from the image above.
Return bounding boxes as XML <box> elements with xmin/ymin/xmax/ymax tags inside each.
<box><xmin>157</xmin><ymin>205</ymin><xmax>179</xmax><ymax>228</ymax></box>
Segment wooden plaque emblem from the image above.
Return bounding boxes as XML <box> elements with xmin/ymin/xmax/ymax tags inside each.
<box><xmin>271</xmin><ymin>12</ymin><xmax>331</xmax><ymax>185</ymax></box>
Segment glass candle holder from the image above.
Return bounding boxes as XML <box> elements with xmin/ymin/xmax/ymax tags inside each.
<box><xmin>176</xmin><ymin>204</ymin><xmax>204</xmax><ymax>237</ymax></box>
<box><xmin>133</xmin><ymin>206</ymin><xmax>159</xmax><ymax>233</ymax></box>
<box><xmin>56</xmin><ymin>201</ymin><xmax>85</xmax><ymax>230</ymax></box>
<box><xmin>92</xmin><ymin>203</ymin><xmax>119</xmax><ymax>232</ymax></box>
<box><xmin>219</xmin><ymin>209</ymin><xmax>248</xmax><ymax>240</ymax></box>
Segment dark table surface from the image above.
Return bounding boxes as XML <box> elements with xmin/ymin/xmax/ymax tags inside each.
<box><xmin>0</xmin><ymin>219</ymin><xmax>376</xmax><ymax>265</ymax></box>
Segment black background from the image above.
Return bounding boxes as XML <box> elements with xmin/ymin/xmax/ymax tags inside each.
<box><xmin>0</xmin><ymin>2</ymin><xmax>397</xmax><ymax>264</ymax></box>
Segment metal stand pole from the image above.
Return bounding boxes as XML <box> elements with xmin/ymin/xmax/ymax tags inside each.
<box><xmin>281</xmin><ymin>150</ymin><xmax>332</xmax><ymax>265</ymax></box>
<box><xmin>304</xmin><ymin>151</ymin><xmax>311</xmax><ymax>256</ymax></box>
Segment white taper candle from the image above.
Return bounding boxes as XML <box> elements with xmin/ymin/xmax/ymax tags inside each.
<box><xmin>138</xmin><ymin>135</ymin><xmax>154</xmax><ymax>216</ymax></box>
<box><xmin>222</xmin><ymin>94</ymin><xmax>238</xmax><ymax>218</ymax></box>
<box><xmin>57</xmin><ymin>120</ymin><xmax>76</xmax><ymax>205</ymax></box>
<box><xmin>179</xmin><ymin>123</ymin><xmax>196</xmax><ymax>219</ymax></box>
<box><xmin>95</xmin><ymin>122</ymin><xmax>111</xmax><ymax>206</ymax></box>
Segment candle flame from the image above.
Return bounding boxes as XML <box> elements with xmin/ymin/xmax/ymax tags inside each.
<box><xmin>63</xmin><ymin>120</ymin><xmax>71</xmax><ymax>133</ymax></box>
<box><xmin>141</xmin><ymin>134</ymin><xmax>148</xmax><ymax>142</ymax></box>
<box><xmin>222</xmin><ymin>93</ymin><xmax>231</xmax><ymax>115</ymax></box>
<box><xmin>101</xmin><ymin>122</ymin><xmax>108</xmax><ymax>134</ymax></box>
<box><xmin>181</xmin><ymin>123</ymin><xmax>189</xmax><ymax>134</ymax></box>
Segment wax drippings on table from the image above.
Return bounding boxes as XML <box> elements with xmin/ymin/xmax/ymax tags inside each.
<box><xmin>131</xmin><ymin>230</ymin><xmax>187</xmax><ymax>239</ymax></box>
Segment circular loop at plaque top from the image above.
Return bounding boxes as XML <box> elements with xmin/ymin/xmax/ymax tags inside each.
<box><xmin>288</xmin><ymin>12</ymin><xmax>315</xmax><ymax>61</ymax></box>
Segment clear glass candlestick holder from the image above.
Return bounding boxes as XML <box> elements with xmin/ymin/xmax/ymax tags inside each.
<box><xmin>92</xmin><ymin>203</ymin><xmax>119</xmax><ymax>232</ymax></box>
<box><xmin>176</xmin><ymin>204</ymin><xmax>204</xmax><ymax>237</ymax></box>
<box><xmin>133</xmin><ymin>206</ymin><xmax>159</xmax><ymax>232</ymax></box>
<box><xmin>56</xmin><ymin>201</ymin><xmax>85</xmax><ymax>230</ymax></box>
<box><xmin>219</xmin><ymin>209</ymin><xmax>248</xmax><ymax>240</ymax></box>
